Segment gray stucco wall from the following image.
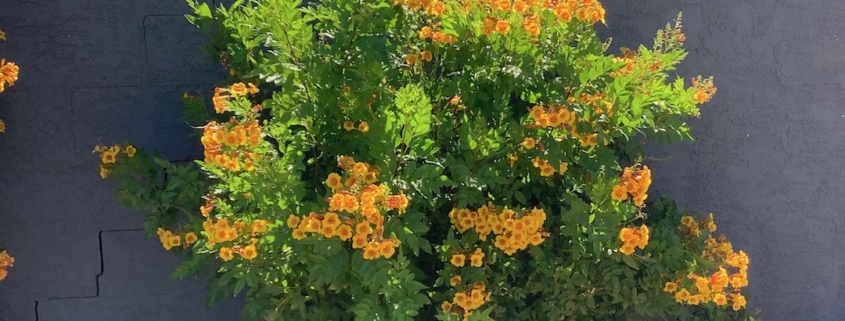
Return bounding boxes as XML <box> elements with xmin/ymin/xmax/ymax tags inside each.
<box><xmin>0</xmin><ymin>0</ymin><xmax>242</xmax><ymax>320</ymax></box>
<box><xmin>602</xmin><ymin>1</ymin><xmax>845</xmax><ymax>320</ymax></box>
<box><xmin>0</xmin><ymin>0</ymin><xmax>841</xmax><ymax>320</ymax></box>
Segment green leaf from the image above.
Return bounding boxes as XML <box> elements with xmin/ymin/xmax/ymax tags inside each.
<box><xmin>622</xmin><ymin>255</ymin><xmax>639</xmax><ymax>270</ymax></box>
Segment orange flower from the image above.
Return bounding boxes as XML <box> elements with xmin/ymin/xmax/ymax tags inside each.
<box><xmin>419</xmin><ymin>26</ymin><xmax>433</xmax><ymax>39</ymax></box>
<box><xmin>379</xmin><ymin>241</ymin><xmax>396</xmax><ymax>258</ymax></box>
<box><xmin>358</xmin><ymin>121</ymin><xmax>370</xmax><ymax>132</ymax></box>
<box><xmin>363</xmin><ymin>243</ymin><xmax>380</xmax><ymax>260</ymax></box>
<box><xmin>451</xmin><ymin>254</ymin><xmax>466</xmax><ymax>267</ymax></box>
<box><xmin>406</xmin><ymin>53</ymin><xmax>419</xmax><ymax>65</ymax></box>
<box><xmin>482</xmin><ymin>18</ymin><xmax>497</xmax><ymax>36</ymax></box>
<box><xmin>240</xmin><ymin>245</ymin><xmax>258</xmax><ymax>260</ymax></box>
<box><xmin>286</xmin><ymin>214</ymin><xmax>301</xmax><ymax>228</ymax></box>
<box><xmin>219</xmin><ymin>247</ymin><xmax>234</xmax><ymax>261</ymax></box>
<box><xmin>356</xmin><ymin>222</ymin><xmax>373</xmax><ymax>235</ymax></box>
<box><xmin>522</xmin><ymin>137</ymin><xmax>536</xmax><ymax>149</ymax></box>
<box><xmin>450</xmin><ymin>275</ymin><xmax>462</xmax><ymax>286</ymax></box>
<box><xmin>229</xmin><ymin>83</ymin><xmax>248</xmax><ymax>96</ymax></box>
<box><xmin>337</xmin><ymin>224</ymin><xmax>353</xmax><ymax>241</ymax></box>
<box><xmin>321</xmin><ymin>224</ymin><xmax>337</xmax><ymax>238</ymax></box>
<box><xmin>611</xmin><ymin>185</ymin><xmax>628</xmax><ymax>201</ymax></box>
<box><xmin>124</xmin><ymin>145</ymin><xmax>137</xmax><ymax>157</ymax></box>
<box><xmin>713</xmin><ymin>293</ymin><xmax>728</xmax><ymax>306</ymax></box>
<box><xmin>663</xmin><ymin>281</ymin><xmax>678</xmax><ymax>293</ymax></box>
<box><xmin>693</xmin><ymin>90</ymin><xmax>709</xmax><ymax>103</ymax></box>
<box><xmin>421</xmin><ymin>50</ymin><xmax>433</xmax><ymax>62</ymax></box>
<box><xmin>326</xmin><ymin>173</ymin><xmax>343</xmax><ymax>190</ymax></box>
<box><xmin>352</xmin><ymin>234</ymin><xmax>368</xmax><ymax>249</ymax></box>
<box><xmin>495</xmin><ymin>19</ymin><xmax>511</xmax><ymax>34</ymax></box>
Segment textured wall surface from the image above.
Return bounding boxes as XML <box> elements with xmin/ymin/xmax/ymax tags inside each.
<box><xmin>601</xmin><ymin>1</ymin><xmax>845</xmax><ymax>320</ymax></box>
<box><xmin>0</xmin><ymin>0</ymin><xmax>841</xmax><ymax>320</ymax></box>
<box><xmin>0</xmin><ymin>0</ymin><xmax>242</xmax><ymax>320</ymax></box>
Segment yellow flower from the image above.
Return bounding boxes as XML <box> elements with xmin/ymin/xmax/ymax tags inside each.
<box><xmin>99</xmin><ymin>165</ymin><xmax>111</xmax><ymax>179</ymax></box>
<box><xmin>363</xmin><ymin>243</ymin><xmax>380</xmax><ymax>260</ymax></box>
<box><xmin>292</xmin><ymin>229</ymin><xmax>306</xmax><ymax>240</ymax></box>
<box><xmin>674</xmin><ymin>288</ymin><xmax>690</xmax><ymax>303</ymax></box>
<box><xmin>539</xmin><ymin>164</ymin><xmax>555</xmax><ymax>177</ymax></box>
<box><xmin>343</xmin><ymin>121</ymin><xmax>354</xmax><ymax>131</ymax></box>
<box><xmin>441</xmin><ymin>301</ymin><xmax>452</xmax><ymax>312</ymax></box>
<box><xmin>0</xmin><ymin>119</ymin><xmax>5</xmax><ymax>133</ymax></box>
<box><xmin>406</xmin><ymin>53</ymin><xmax>419</xmax><ymax>65</ymax></box>
<box><xmin>450</xmin><ymin>275</ymin><xmax>462</xmax><ymax>286</ymax></box>
<box><xmin>611</xmin><ymin>185</ymin><xmax>627</xmax><ymax>201</ymax></box>
<box><xmin>325</xmin><ymin>173</ymin><xmax>343</xmax><ymax>190</ymax></box>
<box><xmin>0</xmin><ymin>29</ymin><xmax>5</xmax><ymax>41</ymax></box>
<box><xmin>250</xmin><ymin>220</ymin><xmax>269</xmax><ymax>234</ymax></box>
<box><xmin>323</xmin><ymin>212</ymin><xmax>341</xmax><ymax>228</ymax></box>
<box><xmin>450</xmin><ymin>254</ymin><xmax>466</xmax><ymax>267</ymax></box>
<box><xmin>240</xmin><ymin>245</ymin><xmax>258</xmax><ymax>260</ymax></box>
<box><xmin>355</xmin><ymin>222</ymin><xmax>373</xmax><ymax>235</ymax></box>
<box><xmin>358</xmin><ymin>121</ymin><xmax>370</xmax><ymax>133</ymax></box>
<box><xmin>421</xmin><ymin>50</ymin><xmax>433</xmax><ymax>62</ymax></box>
<box><xmin>101</xmin><ymin>150</ymin><xmax>117</xmax><ymax>164</ymax></box>
<box><xmin>419</xmin><ymin>26</ymin><xmax>433</xmax><ymax>39</ymax></box>
<box><xmin>184</xmin><ymin>232</ymin><xmax>198</xmax><ymax>245</ymax></box>
<box><xmin>352</xmin><ymin>234</ymin><xmax>368</xmax><ymax>249</ymax></box>
<box><xmin>713</xmin><ymin>293</ymin><xmax>728</xmax><ymax>306</ymax></box>
<box><xmin>229</xmin><ymin>83</ymin><xmax>248</xmax><ymax>96</ymax></box>
<box><xmin>507</xmin><ymin>153</ymin><xmax>518</xmax><ymax>167</ymax></box>
<box><xmin>522</xmin><ymin>137</ymin><xmax>536</xmax><ymax>149</ymax></box>
<box><xmin>663</xmin><ymin>281</ymin><xmax>678</xmax><ymax>293</ymax></box>
<box><xmin>470</xmin><ymin>250</ymin><xmax>484</xmax><ymax>267</ymax></box>
<box><xmin>495</xmin><ymin>19</ymin><xmax>510</xmax><ymax>34</ymax></box>
<box><xmin>247</xmin><ymin>83</ymin><xmax>259</xmax><ymax>94</ymax></box>
<box><xmin>379</xmin><ymin>241</ymin><xmax>396</xmax><ymax>258</ymax></box>
<box><xmin>286</xmin><ymin>215</ymin><xmax>301</xmax><ymax>229</ymax></box>
<box><xmin>336</xmin><ymin>224</ymin><xmax>353</xmax><ymax>241</ymax></box>
<box><xmin>0</xmin><ymin>269</ymin><xmax>6</xmax><ymax>281</ymax></box>
<box><xmin>321</xmin><ymin>224</ymin><xmax>337</xmax><ymax>238</ymax></box>
<box><xmin>619</xmin><ymin>243</ymin><xmax>635</xmax><ymax>255</ymax></box>
<box><xmin>731</xmin><ymin>293</ymin><xmax>746</xmax><ymax>311</ymax></box>
<box><xmin>124</xmin><ymin>145</ymin><xmax>137</xmax><ymax>157</ymax></box>
<box><xmin>687</xmin><ymin>294</ymin><xmax>702</xmax><ymax>305</ymax></box>
<box><xmin>219</xmin><ymin>247</ymin><xmax>234</xmax><ymax>261</ymax></box>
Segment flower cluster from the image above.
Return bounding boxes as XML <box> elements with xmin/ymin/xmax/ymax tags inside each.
<box><xmin>406</xmin><ymin>0</ymin><xmax>606</xmax><ymax>47</ymax></box>
<box><xmin>288</xmin><ymin>157</ymin><xmax>407</xmax><ymax>260</ymax></box>
<box><xmin>0</xmin><ymin>250</ymin><xmax>13</xmax><ymax>281</ymax></box>
<box><xmin>443</xmin><ymin>248</ymin><xmax>490</xmax><ymax>318</ymax></box>
<box><xmin>679</xmin><ymin>213</ymin><xmax>717</xmax><ymax>238</ymax></box>
<box><xmin>444</xmin><ymin>281</ymin><xmax>490</xmax><ymax>318</ymax></box>
<box><xmin>200</xmin><ymin>120</ymin><xmax>262</xmax><ymax>172</ymax></box>
<box><xmin>691</xmin><ymin>76</ymin><xmax>718</xmax><ymax>104</ymax></box>
<box><xmin>665</xmin><ymin>214</ymin><xmax>750</xmax><ymax>311</ymax></box>
<box><xmin>618</xmin><ymin>224</ymin><xmax>649</xmax><ymax>255</ymax></box>
<box><xmin>212</xmin><ymin>82</ymin><xmax>258</xmax><ymax>114</ymax></box>
<box><xmin>200</xmin><ymin>218</ymin><xmax>269</xmax><ymax>261</ymax></box>
<box><xmin>0</xmin><ymin>58</ymin><xmax>17</xmax><ymax>94</ymax></box>
<box><xmin>532</xmin><ymin>157</ymin><xmax>568</xmax><ymax>177</ymax></box>
<box><xmin>449</xmin><ymin>204</ymin><xmax>546</xmax><ymax>256</ymax></box>
<box><xmin>92</xmin><ymin>144</ymin><xmax>136</xmax><ymax>178</ymax></box>
<box><xmin>610</xmin><ymin>165</ymin><xmax>652</xmax><ymax>206</ymax></box>
<box><xmin>156</xmin><ymin>228</ymin><xmax>198</xmax><ymax>250</ymax></box>
<box><xmin>527</xmin><ymin>104</ymin><xmax>577</xmax><ymax>130</ymax></box>
<box><xmin>342</xmin><ymin>120</ymin><xmax>370</xmax><ymax>133</ymax></box>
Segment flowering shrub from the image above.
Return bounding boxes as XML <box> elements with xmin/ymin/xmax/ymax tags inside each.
<box><xmin>96</xmin><ymin>0</ymin><xmax>757</xmax><ymax>320</ymax></box>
